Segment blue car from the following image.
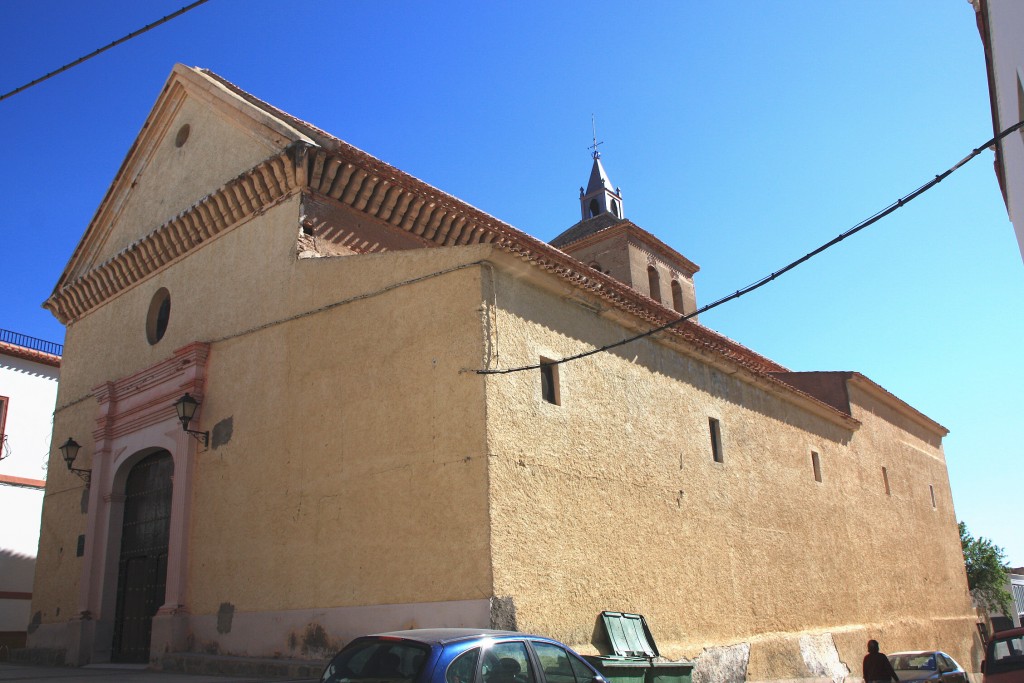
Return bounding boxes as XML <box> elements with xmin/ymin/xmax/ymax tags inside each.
<box><xmin>320</xmin><ymin>629</ymin><xmax>606</xmax><ymax>683</ymax></box>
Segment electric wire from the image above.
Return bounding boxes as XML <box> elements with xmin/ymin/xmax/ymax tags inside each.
<box><xmin>477</xmin><ymin>119</ymin><xmax>1024</xmax><ymax>376</ymax></box>
<box><xmin>51</xmin><ymin>260</ymin><xmax>488</xmax><ymax>415</ymax></box>
<box><xmin>0</xmin><ymin>0</ymin><xmax>211</xmax><ymax>103</ymax></box>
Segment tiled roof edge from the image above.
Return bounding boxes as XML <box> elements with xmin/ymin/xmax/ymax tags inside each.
<box><xmin>0</xmin><ymin>341</ymin><xmax>61</xmax><ymax>368</ymax></box>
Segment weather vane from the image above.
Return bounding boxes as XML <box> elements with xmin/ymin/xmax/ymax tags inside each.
<box><xmin>588</xmin><ymin>114</ymin><xmax>603</xmax><ymax>160</ymax></box>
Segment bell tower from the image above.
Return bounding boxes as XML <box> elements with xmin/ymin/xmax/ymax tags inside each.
<box><xmin>552</xmin><ymin>126</ymin><xmax>700</xmax><ymax>320</ymax></box>
<box><xmin>579</xmin><ymin>123</ymin><xmax>624</xmax><ymax>221</ymax></box>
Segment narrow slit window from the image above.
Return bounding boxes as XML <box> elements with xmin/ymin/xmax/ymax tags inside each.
<box><xmin>811</xmin><ymin>451</ymin><xmax>822</xmax><ymax>483</ymax></box>
<box><xmin>540</xmin><ymin>358</ymin><xmax>560</xmax><ymax>405</ymax></box>
<box><xmin>882</xmin><ymin>467</ymin><xmax>891</xmax><ymax>495</ymax></box>
<box><xmin>929</xmin><ymin>484</ymin><xmax>936</xmax><ymax>509</ymax></box>
<box><xmin>709</xmin><ymin>417</ymin><xmax>723</xmax><ymax>463</ymax></box>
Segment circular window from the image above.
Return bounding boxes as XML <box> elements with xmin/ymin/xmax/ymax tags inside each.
<box><xmin>146</xmin><ymin>288</ymin><xmax>171</xmax><ymax>345</ymax></box>
<box><xmin>175</xmin><ymin>124</ymin><xmax>191</xmax><ymax>148</ymax></box>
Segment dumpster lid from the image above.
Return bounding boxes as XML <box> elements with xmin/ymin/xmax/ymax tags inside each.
<box><xmin>599</xmin><ymin>611</ymin><xmax>659</xmax><ymax>658</ymax></box>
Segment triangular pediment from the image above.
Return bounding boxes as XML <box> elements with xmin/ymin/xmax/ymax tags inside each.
<box><xmin>53</xmin><ymin>64</ymin><xmax>317</xmax><ymax>294</ymax></box>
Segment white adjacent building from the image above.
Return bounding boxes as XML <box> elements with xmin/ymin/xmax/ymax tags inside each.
<box><xmin>971</xmin><ymin>0</ymin><xmax>1024</xmax><ymax>261</ymax></box>
<box><xmin>0</xmin><ymin>329</ymin><xmax>60</xmax><ymax>657</ymax></box>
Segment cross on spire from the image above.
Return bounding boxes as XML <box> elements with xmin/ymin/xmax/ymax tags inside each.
<box><xmin>589</xmin><ymin>114</ymin><xmax>603</xmax><ymax>160</ymax></box>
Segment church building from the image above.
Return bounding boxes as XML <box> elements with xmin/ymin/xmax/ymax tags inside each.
<box><xmin>26</xmin><ymin>65</ymin><xmax>979</xmax><ymax>681</ymax></box>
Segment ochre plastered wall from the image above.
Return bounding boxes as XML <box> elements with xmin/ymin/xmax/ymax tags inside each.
<box><xmin>481</xmin><ymin>264</ymin><xmax>978</xmax><ymax>673</ymax></box>
<box><xmin>187</xmin><ymin>255</ymin><xmax>492</xmax><ymax>615</ymax></box>
<box><xmin>89</xmin><ymin>81</ymin><xmax>295</xmax><ymax>268</ymax></box>
<box><xmin>32</xmin><ymin>64</ymin><xmax>977</xmax><ymax>676</ymax></box>
<box><xmin>29</xmin><ymin>395</ymin><xmax>93</xmax><ymax>633</ymax></box>
<box><xmin>35</xmin><ymin>188</ymin><xmax>500</xmax><ymax>646</ymax></box>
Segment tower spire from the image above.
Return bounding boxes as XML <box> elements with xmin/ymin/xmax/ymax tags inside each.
<box><xmin>579</xmin><ymin>116</ymin><xmax>623</xmax><ymax>221</ymax></box>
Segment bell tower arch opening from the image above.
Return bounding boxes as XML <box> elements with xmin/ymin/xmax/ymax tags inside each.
<box><xmin>647</xmin><ymin>266</ymin><xmax>662</xmax><ymax>303</ymax></box>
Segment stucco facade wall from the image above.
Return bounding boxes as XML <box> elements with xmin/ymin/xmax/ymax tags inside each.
<box><xmin>0</xmin><ymin>354</ymin><xmax>59</xmax><ymax>486</ymax></box>
<box><xmin>89</xmin><ymin>80</ymin><xmax>295</xmax><ymax>269</ymax></box>
<box><xmin>481</xmin><ymin>264</ymin><xmax>977</xmax><ymax>674</ymax></box>
<box><xmin>983</xmin><ymin>0</ymin><xmax>1024</xmax><ymax>260</ymax></box>
<box><xmin>28</xmin><ymin>396</ymin><xmax>90</xmax><ymax>635</ymax></box>
<box><xmin>187</xmin><ymin>255</ymin><xmax>492</xmax><ymax>615</ymax></box>
<box><xmin>29</xmin><ymin>63</ymin><xmax>977</xmax><ymax>676</ymax></box>
<box><xmin>33</xmin><ymin>191</ymin><xmax>499</xmax><ymax>655</ymax></box>
<box><xmin>1</xmin><ymin>351</ymin><xmax>59</xmax><ymax>644</ymax></box>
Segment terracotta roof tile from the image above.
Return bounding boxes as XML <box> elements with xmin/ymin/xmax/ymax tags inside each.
<box><xmin>194</xmin><ymin>69</ymin><xmax>809</xmax><ymax>391</ymax></box>
<box><xmin>550</xmin><ymin>213</ymin><xmax>626</xmax><ymax>248</ymax></box>
<box><xmin>0</xmin><ymin>341</ymin><xmax>61</xmax><ymax>368</ymax></box>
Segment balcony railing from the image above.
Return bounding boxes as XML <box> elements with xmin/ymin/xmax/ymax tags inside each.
<box><xmin>0</xmin><ymin>328</ymin><xmax>63</xmax><ymax>356</ymax></box>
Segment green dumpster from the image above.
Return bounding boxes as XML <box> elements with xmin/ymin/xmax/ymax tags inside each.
<box><xmin>584</xmin><ymin>655</ymin><xmax>649</xmax><ymax>683</ymax></box>
<box><xmin>645</xmin><ymin>662</ymin><xmax>694</xmax><ymax>683</ymax></box>
<box><xmin>583</xmin><ymin>612</ymin><xmax>693</xmax><ymax>683</ymax></box>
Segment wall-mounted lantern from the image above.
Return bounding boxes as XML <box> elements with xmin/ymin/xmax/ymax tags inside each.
<box><xmin>174</xmin><ymin>393</ymin><xmax>209</xmax><ymax>447</ymax></box>
<box><xmin>59</xmin><ymin>437</ymin><xmax>91</xmax><ymax>485</ymax></box>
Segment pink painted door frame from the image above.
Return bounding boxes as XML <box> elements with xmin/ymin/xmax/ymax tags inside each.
<box><xmin>67</xmin><ymin>342</ymin><xmax>209</xmax><ymax>665</ymax></box>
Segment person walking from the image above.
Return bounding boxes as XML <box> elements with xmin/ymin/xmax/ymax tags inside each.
<box><xmin>863</xmin><ymin>639</ymin><xmax>899</xmax><ymax>683</ymax></box>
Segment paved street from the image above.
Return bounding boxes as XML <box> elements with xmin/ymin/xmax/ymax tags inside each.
<box><xmin>0</xmin><ymin>662</ymin><xmax>317</xmax><ymax>683</ymax></box>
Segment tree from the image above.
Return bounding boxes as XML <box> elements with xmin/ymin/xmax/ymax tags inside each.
<box><xmin>960</xmin><ymin>521</ymin><xmax>1014</xmax><ymax>617</ymax></box>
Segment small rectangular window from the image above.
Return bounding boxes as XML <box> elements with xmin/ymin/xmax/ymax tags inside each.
<box><xmin>540</xmin><ymin>358</ymin><xmax>560</xmax><ymax>405</ymax></box>
<box><xmin>929</xmin><ymin>484</ymin><xmax>936</xmax><ymax>509</ymax></box>
<box><xmin>709</xmin><ymin>417</ymin><xmax>723</xmax><ymax>463</ymax></box>
<box><xmin>811</xmin><ymin>451</ymin><xmax>822</xmax><ymax>483</ymax></box>
<box><xmin>882</xmin><ymin>467</ymin><xmax>891</xmax><ymax>495</ymax></box>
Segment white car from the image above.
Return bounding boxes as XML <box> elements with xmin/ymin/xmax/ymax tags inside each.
<box><xmin>887</xmin><ymin>650</ymin><xmax>967</xmax><ymax>683</ymax></box>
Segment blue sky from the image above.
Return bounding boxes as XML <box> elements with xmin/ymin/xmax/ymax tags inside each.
<box><xmin>1</xmin><ymin>2</ymin><xmax>1021</xmax><ymax>565</ymax></box>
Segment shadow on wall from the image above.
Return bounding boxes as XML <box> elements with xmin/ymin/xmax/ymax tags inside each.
<box><xmin>0</xmin><ymin>548</ymin><xmax>36</xmax><ymax>593</ymax></box>
<box><xmin>0</xmin><ymin>548</ymin><xmax>37</xmax><ymax>660</ymax></box>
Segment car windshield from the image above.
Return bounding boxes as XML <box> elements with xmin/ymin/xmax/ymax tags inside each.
<box><xmin>889</xmin><ymin>654</ymin><xmax>936</xmax><ymax>671</ymax></box>
<box><xmin>989</xmin><ymin>634</ymin><xmax>1024</xmax><ymax>674</ymax></box>
<box><xmin>322</xmin><ymin>639</ymin><xmax>430</xmax><ymax>683</ymax></box>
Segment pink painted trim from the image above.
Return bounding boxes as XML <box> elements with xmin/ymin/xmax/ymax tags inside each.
<box><xmin>0</xmin><ymin>473</ymin><xmax>45</xmax><ymax>488</ymax></box>
<box><xmin>76</xmin><ymin>342</ymin><xmax>209</xmax><ymax>661</ymax></box>
<box><xmin>0</xmin><ymin>591</ymin><xmax>32</xmax><ymax>600</ymax></box>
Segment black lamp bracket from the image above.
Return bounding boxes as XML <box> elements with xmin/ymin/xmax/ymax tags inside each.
<box><xmin>184</xmin><ymin>428</ymin><xmax>209</xmax><ymax>448</ymax></box>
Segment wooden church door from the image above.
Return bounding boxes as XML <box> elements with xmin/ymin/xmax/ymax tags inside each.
<box><xmin>111</xmin><ymin>450</ymin><xmax>173</xmax><ymax>662</ymax></box>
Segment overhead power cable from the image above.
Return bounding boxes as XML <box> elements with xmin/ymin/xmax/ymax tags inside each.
<box><xmin>0</xmin><ymin>0</ymin><xmax>211</xmax><ymax>103</ymax></box>
<box><xmin>478</xmin><ymin>119</ymin><xmax>1024</xmax><ymax>376</ymax></box>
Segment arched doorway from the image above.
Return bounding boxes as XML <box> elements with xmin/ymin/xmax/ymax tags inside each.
<box><xmin>111</xmin><ymin>450</ymin><xmax>173</xmax><ymax>662</ymax></box>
